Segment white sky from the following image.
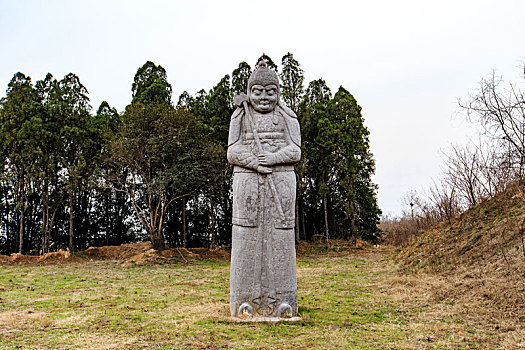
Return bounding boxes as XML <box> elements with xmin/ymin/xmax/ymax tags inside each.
<box><xmin>1</xmin><ymin>0</ymin><xmax>524</xmax><ymax>216</ymax></box>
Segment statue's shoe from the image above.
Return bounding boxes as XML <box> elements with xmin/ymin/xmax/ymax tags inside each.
<box><xmin>278</xmin><ymin>303</ymin><xmax>292</xmax><ymax>318</ymax></box>
<box><xmin>238</xmin><ymin>302</ymin><xmax>254</xmax><ymax>318</ymax></box>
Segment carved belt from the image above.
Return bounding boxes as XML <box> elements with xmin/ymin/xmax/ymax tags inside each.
<box><xmin>233</xmin><ymin>165</ymin><xmax>295</xmax><ymax>173</ymax></box>
<box><xmin>245</xmin><ymin>131</ymin><xmax>285</xmax><ymax>139</ymax></box>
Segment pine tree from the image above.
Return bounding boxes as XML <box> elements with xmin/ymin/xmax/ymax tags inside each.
<box><xmin>231</xmin><ymin>62</ymin><xmax>251</xmax><ymax>96</ymax></box>
<box><xmin>328</xmin><ymin>87</ymin><xmax>381</xmax><ymax>243</ymax></box>
<box><xmin>0</xmin><ymin>73</ymin><xmax>42</xmax><ymax>253</ymax></box>
<box><xmin>131</xmin><ymin>61</ymin><xmax>172</xmax><ymax>105</ymax></box>
<box><xmin>256</xmin><ymin>54</ymin><xmax>278</xmax><ymax>72</ymax></box>
<box><xmin>280</xmin><ymin>53</ymin><xmax>304</xmax><ymax>111</ymax></box>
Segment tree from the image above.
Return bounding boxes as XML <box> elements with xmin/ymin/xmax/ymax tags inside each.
<box><xmin>298</xmin><ymin>79</ymin><xmax>332</xmax><ymax>243</ymax></box>
<box><xmin>280</xmin><ymin>53</ymin><xmax>304</xmax><ymax>111</ymax></box>
<box><xmin>231</xmin><ymin>62</ymin><xmax>251</xmax><ymax>95</ymax></box>
<box><xmin>95</xmin><ymin>101</ymin><xmax>119</xmax><ymax>131</ymax></box>
<box><xmin>33</xmin><ymin>73</ymin><xmax>63</xmax><ymax>254</ymax></box>
<box><xmin>458</xmin><ymin>70</ymin><xmax>525</xmax><ymax>177</ymax></box>
<box><xmin>256</xmin><ymin>54</ymin><xmax>278</xmax><ymax>72</ymax></box>
<box><xmin>131</xmin><ymin>61</ymin><xmax>172</xmax><ymax>105</ymax></box>
<box><xmin>0</xmin><ymin>72</ymin><xmax>43</xmax><ymax>253</ymax></box>
<box><xmin>328</xmin><ymin>87</ymin><xmax>381</xmax><ymax>243</ymax></box>
<box><xmin>185</xmin><ymin>89</ymin><xmax>208</xmax><ymax>121</ymax></box>
<box><xmin>173</xmin><ymin>76</ymin><xmax>234</xmax><ymax>248</ymax></box>
<box><xmin>297</xmin><ymin>82</ymin><xmax>381</xmax><ymax>244</ymax></box>
<box><xmin>205</xmin><ymin>75</ymin><xmax>232</xmax><ymax>145</ymax></box>
<box><xmin>92</xmin><ymin>101</ymin><xmax>134</xmax><ymax>247</ymax></box>
<box><xmin>302</xmin><ymin>79</ymin><xmax>333</xmax><ymax>244</ymax></box>
<box><xmin>427</xmin><ymin>180</ymin><xmax>461</xmax><ymax>224</ymax></box>
<box><xmin>201</xmin><ymin>75</ymin><xmax>234</xmax><ymax>248</ymax></box>
<box><xmin>441</xmin><ymin>143</ymin><xmax>484</xmax><ymax>208</ymax></box>
<box><xmin>303</xmin><ymin>79</ymin><xmax>332</xmax><ymax>107</ymax></box>
<box><xmin>280</xmin><ymin>53</ymin><xmax>305</xmax><ymax>242</ymax></box>
<box><xmin>105</xmin><ymin>62</ymin><xmax>223</xmax><ymax>250</ymax></box>
<box><xmin>177</xmin><ymin>91</ymin><xmax>193</xmax><ymax>110</ymax></box>
<box><xmin>106</xmin><ymin>102</ymin><xmax>221</xmax><ymax>250</ymax></box>
<box><xmin>51</xmin><ymin>73</ymin><xmax>95</xmax><ymax>252</ymax></box>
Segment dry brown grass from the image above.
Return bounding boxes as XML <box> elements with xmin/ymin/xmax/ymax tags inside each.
<box><xmin>394</xmin><ymin>184</ymin><xmax>525</xmax><ymax>348</ymax></box>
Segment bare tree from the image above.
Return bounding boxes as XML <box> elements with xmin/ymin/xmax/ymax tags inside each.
<box><xmin>458</xmin><ymin>70</ymin><xmax>525</xmax><ymax>176</ymax></box>
<box><xmin>427</xmin><ymin>180</ymin><xmax>462</xmax><ymax>224</ymax></box>
<box><xmin>442</xmin><ymin>143</ymin><xmax>484</xmax><ymax>208</ymax></box>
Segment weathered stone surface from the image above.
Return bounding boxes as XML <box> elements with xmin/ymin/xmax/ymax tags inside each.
<box><xmin>227</xmin><ymin>61</ymin><xmax>301</xmax><ymax>320</ymax></box>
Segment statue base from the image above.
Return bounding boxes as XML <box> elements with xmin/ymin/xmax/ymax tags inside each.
<box><xmin>231</xmin><ymin>316</ymin><xmax>302</xmax><ymax>323</ymax></box>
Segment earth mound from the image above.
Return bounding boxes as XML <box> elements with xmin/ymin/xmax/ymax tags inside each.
<box><xmin>7</xmin><ymin>253</ymin><xmax>39</xmax><ymax>264</ymax></box>
<box><xmin>397</xmin><ymin>183</ymin><xmax>525</xmax><ymax>322</ymax></box>
<box><xmin>38</xmin><ymin>250</ymin><xmax>71</xmax><ymax>262</ymax></box>
<box><xmin>1</xmin><ymin>239</ymin><xmax>370</xmax><ymax>267</ymax></box>
<box><xmin>121</xmin><ymin>246</ymin><xmax>231</xmax><ymax>266</ymax></box>
<box><xmin>0</xmin><ymin>242</ymin><xmax>231</xmax><ymax>266</ymax></box>
<box><xmin>82</xmin><ymin>242</ymin><xmax>152</xmax><ymax>260</ymax></box>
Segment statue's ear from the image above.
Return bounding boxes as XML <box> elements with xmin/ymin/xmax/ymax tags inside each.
<box><xmin>228</xmin><ymin>107</ymin><xmax>244</xmax><ymax>146</ymax></box>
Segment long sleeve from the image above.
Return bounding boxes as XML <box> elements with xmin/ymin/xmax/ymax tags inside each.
<box><xmin>227</xmin><ymin>141</ymin><xmax>259</xmax><ymax>170</ymax></box>
<box><xmin>227</xmin><ymin>109</ymin><xmax>260</xmax><ymax>171</ymax></box>
<box><xmin>271</xmin><ymin>142</ymin><xmax>301</xmax><ymax>165</ymax></box>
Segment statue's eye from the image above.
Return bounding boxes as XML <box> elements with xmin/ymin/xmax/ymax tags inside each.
<box><xmin>267</xmin><ymin>89</ymin><xmax>276</xmax><ymax>96</ymax></box>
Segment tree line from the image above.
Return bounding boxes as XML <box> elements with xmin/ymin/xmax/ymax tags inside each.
<box><xmin>0</xmin><ymin>53</ymin><xmax>381</xmax><ymax>254</ymax></box>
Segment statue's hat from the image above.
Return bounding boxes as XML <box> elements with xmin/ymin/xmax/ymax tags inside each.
<box><xmin>248</xmin><ymin>60</ymin><xmax>279</xmax><ymax>91</ymax></box>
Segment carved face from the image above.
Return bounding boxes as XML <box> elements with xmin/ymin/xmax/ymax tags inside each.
<box><xmin>250</xmin><ymin>84</ymin><xmax>278</xmax><ymax>113</ymax></box>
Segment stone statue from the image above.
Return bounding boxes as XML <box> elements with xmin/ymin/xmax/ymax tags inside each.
<box><xmin>227</xmin><ymin>60</ymin><xmax>301</xmax><ymax>320</ymax></box>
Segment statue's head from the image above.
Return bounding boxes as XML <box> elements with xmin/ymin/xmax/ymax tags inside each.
<box><xmin>248</xmin><ymin>60</ymin><xmax>279</xmax><ymax>113</ymax></box>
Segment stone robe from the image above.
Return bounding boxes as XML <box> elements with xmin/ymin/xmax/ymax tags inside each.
<box><xmin>227</xmin><ymin>102</ymin><xmax>301</xmax><ymax>318</ymax></box>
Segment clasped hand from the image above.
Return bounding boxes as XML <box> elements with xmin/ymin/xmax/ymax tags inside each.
<box><xmin>258</xmin><ymin>152</ymin><xmax>277</xmax><ymax>166</ymax></box>
<box><xmin>257</xmin><ymin>152</ymin><xmax>277</xmax><ymax>174</ymax></box>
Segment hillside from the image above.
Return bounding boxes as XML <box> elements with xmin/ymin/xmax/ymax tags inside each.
<box><xmin>396</xmin><ymin>183</ymin><xmax>525</xmax><ymax>326</ymax></box>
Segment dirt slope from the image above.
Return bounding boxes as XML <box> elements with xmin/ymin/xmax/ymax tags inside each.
<box><xmin>397</xmin><ymin>184</ymin><xmax>525</xmax><ymax>324</ymax></box>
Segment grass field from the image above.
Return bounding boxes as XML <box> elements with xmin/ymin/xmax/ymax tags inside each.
<box><xmin>0</xmin><ymin>246</ymin><xmax>515</xmax><ymax>349</ymax></box>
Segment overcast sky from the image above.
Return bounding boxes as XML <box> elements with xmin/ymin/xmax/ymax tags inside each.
<box><xmin>1</xmin><ymin>0</ymin><xmax>524</xmax><ymax>216</ymax></box>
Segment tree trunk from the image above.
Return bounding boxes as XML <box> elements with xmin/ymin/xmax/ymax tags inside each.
<box><xmin>17</xmin><ymin>176</ymin><xmax>25</xmax><ymax>255</ymax></box>
<box><xmin>301</xmin><ymin>207</ymin><xmax>306</xmax><ymax>241</ymax></box>
<box><xmin>295</xmin><ymin>200</ymin><xmax>300</xmax><ymax>244</ymax></box>
<box><xmin>182</xmin><ymin>197</ymin><xmax>187</xmax><ymax>248</ymax></box>
<box><xmin>150</xmin><ymin>227</ymin><xmax>165</xmax><ymax>251</ymax></box>
<box><xmin>18</xmin><ymin>206</ymin><xmax>24</xmax><ymax>254</ymax></box>
<box><xmin>294</xmin><ymin>174</ymin><xmax>300</xmax><ymax>244</ymax></box>
<box><xmin>4</xmin><ymin>210</ymin><xmax>10</xmax><ymax>254</ymax></box>
<box><xmin>210</xmin><ymin>197</ymin><xmax>216</xmax><ymax>249</ymax></box>
<box><xmin>41</xmin><ymin>179</ymin><xmax>50</xmax><ymax>255</ymax></box>
<box><xmin>42</xmin><ymin>201</ymin><xmax>47</xmax><ymax>255</ymax></box>
<box><xmin>104</xmin><ymin>192</ymin><xmax>109</xmax><ymax>246</ymax></box>
<box><xmin>323</xmin><ymin>195</ymin><xmax>329</xmax><ymax>248</ymax></box>
<box><xmin>1</xmin><ymin>187</ymin><xmax>10</xmax><ymax>253</ymax></box>
<box><xmin>68</xmin><ymin>192</ymin><xmax>75</xmax><ymax>253</ymax></box>
<box><xmin>151</xmin><ymin>201</ymin><xmax>166</xmax><ymax>251</ymax></box>
<box><xmin>349</xmin><ymin>200</ymin><xmax>356</xmax><ymax>247</ymax></box>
